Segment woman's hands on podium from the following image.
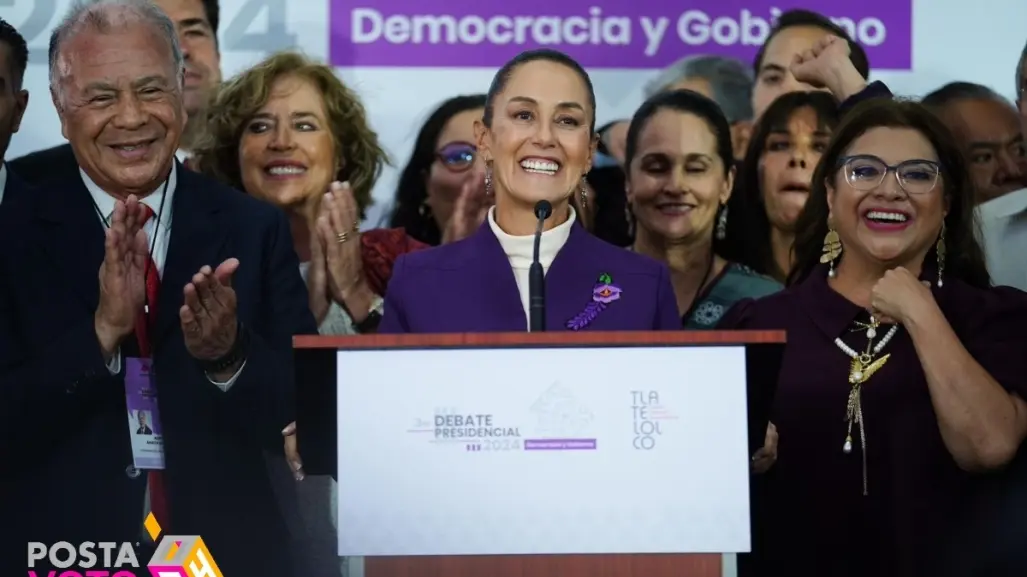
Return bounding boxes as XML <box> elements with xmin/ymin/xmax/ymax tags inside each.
<box><xmin>751</xmin><ymin>422</ymin><xmax>778</xmax><ymax>473</ymax></box>
<box><xmin>282</xmin><ymin>422</ymin><xmax>305</xmax><ymax>481</ymax></box>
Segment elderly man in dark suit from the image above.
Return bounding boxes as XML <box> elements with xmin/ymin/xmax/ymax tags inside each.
<box><xmin>0</xmin><ymin>1</ymin><xmax>315</xmax><ymax>575</ymax></box>
<box><xmin>9</xmin><ymin>0</ymin><xmax>221</xmax><ymax>181</ymax></box>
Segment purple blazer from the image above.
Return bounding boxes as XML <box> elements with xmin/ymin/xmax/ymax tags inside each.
<box><xmin>379</xmin><ymin>221</ymin><xmax>680</xmax><ymax>333</ymax></box>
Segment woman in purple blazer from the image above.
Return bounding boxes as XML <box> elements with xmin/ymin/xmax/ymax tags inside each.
<box><xmin>720</xmin><ymin>98</ymin><xmax>1027</xmax><ymax>576</ymax></box>
<box><xmin>379</xmin><ymin>49</ymin><xmax>680</xmax><ymax>333</ymax></box>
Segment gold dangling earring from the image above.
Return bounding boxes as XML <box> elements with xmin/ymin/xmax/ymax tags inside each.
<box><xmin>484</xmin><ymin>166</ymin><xmax>493</xmax><ymax>196</ymax></box>
<box><xmin>579</xmin><ymin>179</ymin><xmax>589</xmax><ymax>209</ymax></box>
<box><xmin>821</xmin><ymin>227</ymin><xmax>842</xmax><ymax>278</ymax></box>
<box><xmin>715</xmin><ymin>204</ymin><xmax>728</xmax><ymax>240</ymax></box>
<box><xmin>936</xmin><ymin>220</ymin><xmax>946</xmax><ymax>287</ymax></box>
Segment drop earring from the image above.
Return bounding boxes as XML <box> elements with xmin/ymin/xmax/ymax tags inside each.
<box><xmin>821</xmin><ymin>226</ymin><xmax>842</xmax><ymax>278</ymax></box>
<box><xmin>936</xmin><ymin>220</ymin><xmax>946</xmax><ymax>287</ymax></box>
<box><xmin>579</xmin><ymin>182</ymin><xmax>588</xmax><ymax>210</ymax></box>
<box><xmin>715</xmin><ymin>204</ymin><xmax>728</xmax><ymax>240</ymax></box>
<box><xmin>484</xmin><ymin>166</ymin><xmax>493</xmax><ymax>196</ymax></box>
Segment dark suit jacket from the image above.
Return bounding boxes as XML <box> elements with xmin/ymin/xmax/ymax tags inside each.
<box><xmin>0</xmin><ymin>163</ymin><xmax>317</xmax><ymax>576</ymax></box>
<box><xmin>380</xmin><ymin>220</ymin><xmax>680</xmax><ymax>333</ymax></box>
<box><xmin>136</xmin><ymin>425</ymin><xmax>153</xmax><ymax>435</ymax></box>
<box><xmin>8</xmin><ymin>143</ymin><xmax>78</xmax><ymax>185</ymax></box>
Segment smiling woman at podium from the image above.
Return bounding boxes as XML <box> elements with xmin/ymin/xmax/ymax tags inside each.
<box><xmin>379</xmin><ymin>49</ymin><xmax>680</xmax><ymax>333</ymax></box>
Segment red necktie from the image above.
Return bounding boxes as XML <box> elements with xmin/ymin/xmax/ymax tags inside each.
<box><xmin>135</xmin><ymin>205</ymin><xmax>170</xmax><ymax>530</ymax></box>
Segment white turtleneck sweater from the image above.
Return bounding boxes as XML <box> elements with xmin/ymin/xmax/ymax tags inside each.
<box><xmin>487</xmin><ymin>205</ymin><xmax>576</xmax><ymax>328</ymax></box>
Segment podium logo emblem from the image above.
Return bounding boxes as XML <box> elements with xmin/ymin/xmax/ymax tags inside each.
<box><xmin>144</xmin><ymin>513</ymin><xmax>223</xmax><ymax>577</ymax></box>
<box><xmin>631</xmin><ymin>390</ymin><xmax>676</xmax><ymax>450</ymax></box>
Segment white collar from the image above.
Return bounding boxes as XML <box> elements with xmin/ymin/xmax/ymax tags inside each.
<box><xmin>80</xmin><ymin>164</ymin><xmax>177</xmax><ymax>228</ymax></box>
<box><xmin>979</xmin><ymin>188</ymin><xmax>1027</xmax><ymax>219</ymax></box>
<box><xmin>487</xmin><ymin>205</ymin><xmax>576</xmax><ymax>267</ymax></box>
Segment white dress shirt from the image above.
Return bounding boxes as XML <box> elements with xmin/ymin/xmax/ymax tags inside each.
<box><xmin>0</xmin><ymin>162</ymin><xmax>8</xmax><ymax>206</ymax></box>
<box><xmin>978</xmin><ymin>188</ymin><xmax>1027</xmax><ymax>291</ymax></box>
<box><xmin>487</xmin><ymin>206</ymin><xmax>576</xmax><ymax>328</ymax></box>
<box><xmin>82</xmin><ymin>166</ymin><xmax>245</xmax><ymax>388</ymax></box>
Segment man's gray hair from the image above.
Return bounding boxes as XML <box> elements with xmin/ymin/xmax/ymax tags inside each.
<box><xmin>644</xmin><ymin>55</ymin><xmax>754</xmax><ymax>124</ymax></box>
<box><xmin>49</xmin><ymin>0</ymin><xmax>184</xmax><ymax>101</ymax></box>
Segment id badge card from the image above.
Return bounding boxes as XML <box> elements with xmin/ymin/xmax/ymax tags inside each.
<box><xmin>125</xmin><ymin>357</ymin><xmax>165</xmax><ymax>469</ymax></box>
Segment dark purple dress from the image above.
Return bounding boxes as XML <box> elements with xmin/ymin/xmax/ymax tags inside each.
<box><xmin>719</xmin><ymin>265</ymin><xmax>1027</xmax><ymax>576</ymax></box>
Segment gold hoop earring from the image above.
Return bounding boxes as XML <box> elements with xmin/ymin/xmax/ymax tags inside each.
<box><xmin>821</xmin><ymin>226</ymin><xmax>842</xmax><ymax>278</ymax></box>
<box><xmin>936</xmin><ymin>220</ymin><xmax>946</xmax><ymax>287</ymax></box>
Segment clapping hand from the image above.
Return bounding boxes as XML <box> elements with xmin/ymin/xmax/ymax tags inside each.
<box><xmin>442</xmin><ymin>171</ymin><xmax>491</xmax><ymax>244</ymax></box>
<box><xmin>307</xmin><ymin>221</ymin><xmax>331</xmax><ymax>326</ymax></box>
<box><xmin>180</xmin><ymin>259</ymin><xmax>240</xmax><ymax>362</ymax></box>
<box><xmin>95</xmin><ymin>195</ymin><xmax>151</xmax><ymax>356</ymax></box>
<box><xmin>314</xmin><ymin>181</ymin><xmax>377</xmax><ymax>322</ymax></box>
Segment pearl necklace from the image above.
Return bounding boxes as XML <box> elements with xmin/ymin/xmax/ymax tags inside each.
<box><xmin>833</xmin><ymin>317</ymin><xmax>899</xmax><ymax>496</ymax></box>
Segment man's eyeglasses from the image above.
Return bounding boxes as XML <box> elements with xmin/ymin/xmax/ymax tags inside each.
<box><xmin>838</xmin><ymin>154</ymin><xmax>941</xmax><ymax>195</ymax></box>
<box><xmin>435</xmin><ymin>142</ymin><xmax>477</xmax><ymax>173</ymax></box>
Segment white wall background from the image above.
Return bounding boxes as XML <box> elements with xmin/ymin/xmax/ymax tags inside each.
<box><xmin>2</xmin><ymin>0</ymin><xmax>1026</xmax><ymax>228</ymax></box>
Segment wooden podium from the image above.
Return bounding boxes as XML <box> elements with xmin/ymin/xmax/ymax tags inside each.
<box><xmin>294</xmin><ymin>330</ymin><xmax>785</xmax><ymax>577</ymax></box>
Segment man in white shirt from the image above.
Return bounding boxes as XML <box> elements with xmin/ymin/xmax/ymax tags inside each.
<box><xmin>978</xmin><ymin>188</ymin><xmax>1027</xmax><ymax>291</ymax></box>
<box><xmin>0</xmin><ymin>17</ymin><xmax>28</xmax><ymax>206</ymax></box>
<box><xmin>0</xmin><ymin>2</ymin><xmax>315</xmax><ymax>575</ymax></box>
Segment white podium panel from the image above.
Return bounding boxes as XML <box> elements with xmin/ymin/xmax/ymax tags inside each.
<box><xmin>336</xmin><ymin>345</ymin><xmax>751</xmax><ymax>556</ymax></box>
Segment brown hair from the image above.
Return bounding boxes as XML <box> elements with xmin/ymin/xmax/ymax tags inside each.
<box><xmin>790</xmin><ymin>98</ymin><xmax>990</xmax><ymax>288</ymax></box>
<box><xmin>193</xmin><ymin>50</ymin><xmax>387</xmax><ymax>218</ymax></box>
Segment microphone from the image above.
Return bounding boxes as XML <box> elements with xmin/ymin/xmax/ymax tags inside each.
<box><xmin>529</xmin><ymin>200</ymin><xmax>552</xmax><ymax>332</ymax></box>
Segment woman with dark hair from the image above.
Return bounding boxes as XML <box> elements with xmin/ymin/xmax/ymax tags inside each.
<box><xmin>380</xmin><ymin>48</ymin><xmax>679</xmax><ymax>333</ymax></box>
<box><xmin>623</xmin><ymin>89</ymin><xmax>780</xmax><ymax>329</ymax></box>
<box><xmin>720</xmin><ymin>98</ymin><xmax>1027</xmax><ymax>576</ymax></box>
<box><xmin>720</xmin><ymin>91</ymin><xmax>839</xmax><ymax>281</ymax></box>
<box><xmin>387</xmin><ymin>94</ymin><xmax>488</xmax><ymax>245</ymax></box>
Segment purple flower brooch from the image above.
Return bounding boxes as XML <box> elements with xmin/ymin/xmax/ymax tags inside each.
<box><xmin>565</xmin><ymin>273</ymin><xmax>622</xmax><ymax>330</ymax></box>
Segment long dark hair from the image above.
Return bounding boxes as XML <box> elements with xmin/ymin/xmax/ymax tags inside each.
<box><xmin>789</xmin><ymin>98</ymin><xmax>990</xmax><ymax>288</ymax></box>
<box><xmin>387</xmin><ymin>94</ymin><xmax>486</xmax><ymax>245</ymax></box>
<box><xmin>720</xmin><ymin>91</ymin><xmax>840</xmax><ymax>276</ymax></box>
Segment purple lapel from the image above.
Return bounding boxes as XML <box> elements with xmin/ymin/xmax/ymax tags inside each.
<box><xmin>544</xmin><ymin>223</ymin><xmax>603</xmax><ymax>331</ymax></box>
<box><xmin>467</xmin><ymin>222</ymin><xmax>527</xmax><ymax>331</ymax></box>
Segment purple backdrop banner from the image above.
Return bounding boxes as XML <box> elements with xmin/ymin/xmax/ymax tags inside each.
<box><xmin>330</xmin><ymin>1</ymin><xmax>912</xmax><ymax>70</ymax></box>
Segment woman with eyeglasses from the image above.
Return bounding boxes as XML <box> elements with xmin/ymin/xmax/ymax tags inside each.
<box><xmin>388</xmin><ymin>94</ymin><xmax>492</xmax><ymax>245</ymax></box>
<box><xmin>719</xmin><ymin>98</ymin><xmax>1027</xmax><ymax>577</ymax></box>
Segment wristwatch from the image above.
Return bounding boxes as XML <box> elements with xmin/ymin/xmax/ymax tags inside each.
<box><xmin>200</xmin><ymin>321</ymin><xmax>250</xmax><ymax>373</ymax></box>
<box><xmin>353</xmin><ymin>296</ymin><xmax>384</xmax><ymax>334</ymax></box>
